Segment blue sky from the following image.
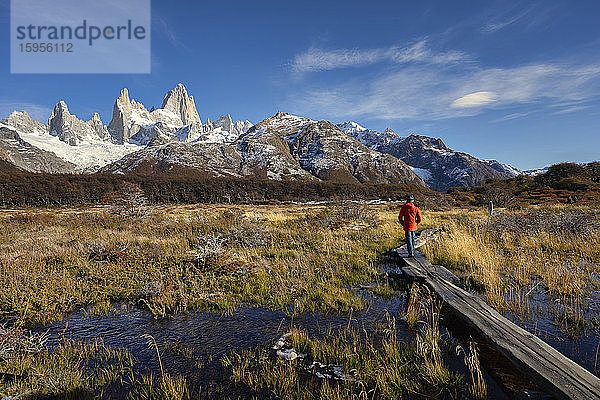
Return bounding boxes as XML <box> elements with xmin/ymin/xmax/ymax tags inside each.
<box><xmin>1</xmin><ymin>0</ymin><xmax>599</xmax><ymax>169</ymax></box>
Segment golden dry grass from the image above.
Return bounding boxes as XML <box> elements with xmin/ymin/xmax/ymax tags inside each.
<box><xmin>0</xmin><ymin>203</ymin><xmax>404</xmax><ymax>325</ymax></box>
<box><xmin>421</xmin><ymin>205</ymin><xmax>600</xmax><ymax>331</ymax></box>
<box><xmin>0</xmin><ymin>203</ymin><xmax>479</xmax><ymax>399</ymax></box>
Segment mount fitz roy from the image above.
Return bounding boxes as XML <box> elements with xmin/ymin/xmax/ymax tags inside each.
<box><xmin>0</xmin><ymin>83</ymin><xmax>527</xmax><ymax>191</ymax></box>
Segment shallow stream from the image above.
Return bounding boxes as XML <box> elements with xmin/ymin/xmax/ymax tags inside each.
<box><xmin>38</xmin><ymin>292</ymin><xmax>409</xmax><ymax>384</ymax></box>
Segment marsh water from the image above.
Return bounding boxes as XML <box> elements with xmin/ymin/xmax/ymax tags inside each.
<box><xmin>31</xmin><ymin>282</ymin><xmax>517</xmax><ymax>399</ymax></box>
<box><xmin>29</xmin><ymin>257</ymin><xmax>599</xmax><ymax>398</ymax></box>
<box><xmin>41</xmin><ymin>292</ymin><xmax>408</xmax><ymax>376</ymax></box>
<box><xmin>500</xmin><ymin>283</ymin><xmax>600</xmax><ymax>378</ymax></box>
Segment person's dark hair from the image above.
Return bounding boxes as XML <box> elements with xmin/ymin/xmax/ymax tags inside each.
<box><xmin>407</xmin><ymin>194</ymin><xmax>414</xmax><ymax>202</ymax></box>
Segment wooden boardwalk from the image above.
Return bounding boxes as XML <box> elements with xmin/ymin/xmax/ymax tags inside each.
<box><xmin>391</xmin><ymin>231</ymin><xmax>600</xmax><ymax>400</ymax></box>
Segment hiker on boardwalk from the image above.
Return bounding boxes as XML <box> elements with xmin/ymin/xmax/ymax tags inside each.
<box><xmin>398</xmin><ymin>194</ymin><xmax>421</xmax><ymax>257</ymax></box>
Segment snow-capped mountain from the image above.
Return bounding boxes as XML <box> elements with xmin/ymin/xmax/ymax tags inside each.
<box><xmin>0</xmin><ymin>84</ymin><xmax>540</xmax><ymax>191</ymax></box>
<box><xmin>49</xmin><ymin>101</ymin><xmax>110</xmax><ymax>145</ymax></box>
<box><xmin>482</xmin><ymin>159</ymin><xmax>522</xmax><ymax>177</ymax></box>
<box><xmin>337</xmin><ymin>122</ymin><xmax>519</xmax><ymax>191</ymax></box>
<box><xmin>279</xmin><ymin>117</ymin><xmax>420</xmax><ymax>184</ymax></box>
<box><xmin>103</xmin><ymin>111</ymin><xmax>425</xmax><ymax>186</ymax></box>
<box><xmin>521</xmin><ymin>167</ymin><xmax>549</xmax><ymax>176</ymax></box>
<box><xmin>0</xmin><ymin>124</ymin><xmax>76</xmax><ymax>173</ymax></box>
<box><xmin>0</xmin><ymin>84</ymin><xmax>253</xmax><ymax>173</ymax></box>
<box><xmin>1</xmin><ymin>109</ymin><xmax>140</xmax><ymax>172</ymax></box>
<box><xmin>336</xmin><ymin>121</ymin><xmax>405</xmax><ymax>152</ymax></box>
<box><xmin>106</xmin><ymin>84</ymin><xmax>252</xmax><ymax>147</ymax></box>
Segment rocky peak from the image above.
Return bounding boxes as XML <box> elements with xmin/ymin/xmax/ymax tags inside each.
<box><xmin>383</xmin><ymin>128</ymin><xmax>400</xmax><ymax>138</ymax></box>
<box><xmin>246</xmin><ymin>112</ymin><xmax>312</xmax><ymax>139</ymax></box>
<box><xmin>49</xmin><ymin>101</ymin><xmax>109</xmax><ymax>145</ymax></box>
<box><xmin>88</xmin><ymin>112</ymin><xmax>109</xmax><ymax>140</ymax></box>
<box><xmin>213</xmin><ymin>114</ymin><xmax>234</xmax><ymax>132</ymax></box>
<box><xmin>336</xmin><ymin>122</ymin><xmax>405</xmax><ymax>153</ymax></box>
<box><xmin>6</xmin><ymin>110</ymin><xmax>31</xmax><ymax>122</ymax></box>
<box><xmin>160</xmin><ymin>83</ymin><xmax>201</xmax><ymax>126</ymax></box>
<box><xmin>108</xmin><ymin>88</ymin><xmax>133</xmax><ymax>144</ymax></box>
<box><xmin>234</xmin><ymin>120</ymin><xmax>253</xmax><ymax>134</ymax></box>
<box><xmin>117</xmin><ymin>88</ymin><xmax>130</xmax><ymax>104</ymax></box>
<box><xmin>108</xmin><ymin>87</ymin><xmax>153</xmax><ymax>144</ymax></box>
<box><xmin>4</xmin><ymin>110</ymin><xmax>48</xmax><ymax>135</ymax></box>
<box><xmin>338</xmin><ymin>121</ymin><xmax>365</xmax><ymax>130</ymax></box>
<box><xmin>48</xmin><ymin>101</ymin><xmax>79</xmax><ymax>145</ymax></box>
<box><xmin>49</xmin><ymin>101</ymin><xmax>71</xmax><ymax>125</ymax></box>
<box><xmin>403</xmin><ymin>134</ymin><xmax>448</xmax><ymax>152</ymax></box>
<box><xmin>90</xmin><ymin>112</ymin><xmax>102</xmax><ymax>124</ymax></box>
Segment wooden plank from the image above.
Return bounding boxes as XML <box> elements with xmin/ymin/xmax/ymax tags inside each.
<box><xmin>392</xmin><ymin>236</ymin><xmax>600</xmax><ymax>400</ymax></box>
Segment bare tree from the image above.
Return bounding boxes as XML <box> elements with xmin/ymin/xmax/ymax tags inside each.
<box><xmin>103</xmin><ymin>182</ymin><xmax>151</xmax><ymax>217</ymax></box>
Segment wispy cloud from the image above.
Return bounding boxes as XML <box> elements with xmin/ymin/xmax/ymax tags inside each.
<box><xmin>492</xmin><ymin>112</ymin><xmax>533</xmax><ymax>123</ymax></box>
<box><xmin>290</xmin><ymin>40</ymin><xmax>467</xmax><ymax>73</ymax></box>
<box><xmin>288</xmin><ymin>62</ymin><xmax>600</xmax><ymax>121</ymax></box>
<box><xmin>481</xmin><ymin>2</ymin><xmax>544</xmax><ymax>33</ymax></box>
<box><xmin>553</xmin><ymin>105</ymin><xmax>591</xmax><ymax>115</ymax></box>
<box><xmin>152</xmin><ymin>16</ymin><xmax>190</xmax><ymax>52</ymax></box>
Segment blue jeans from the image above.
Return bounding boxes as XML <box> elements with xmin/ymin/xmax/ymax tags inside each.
<box><xmin>405</xmin><ymin>230</ymin><xmax>416</xmax><ymax>256</ymax></box>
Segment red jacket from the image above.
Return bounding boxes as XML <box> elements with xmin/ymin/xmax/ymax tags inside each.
<box><xmin>399</xmin><ymin>202</ymin><xmax>421</xmax><ymax>232</ymax></box>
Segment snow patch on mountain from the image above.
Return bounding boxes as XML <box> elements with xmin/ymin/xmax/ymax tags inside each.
<box><xmin>3</xmin><ymin>122</ymin><xmax>139</xmax><ymax>172</ymax></box>
<box><xmin>409</xmin><ymin>166</ymin><xmax>432</xmax><ymax>182</ymax></box>
<box><xmin>522</xmin><ymin>167</ymin><xmax>549</xmax><ymax>176</ymax></box>
<box><xmin>499</xmin><ymin>163</ymin><xmax>522</xmax><ymax>176</ymax></box>
<box><xmin>336</xmin><ymin>122</ymin><xmax>405</xmax><ymax>151</ymax></box>
<box><xmin>1</xmin><ymin>110</ymin><xmax>136</xmax><ymax>172</ymax></box>
<box><xmin>0</xmin><ymin>124</ymin><xmax>76</xmax><ymax>173</ymax></box>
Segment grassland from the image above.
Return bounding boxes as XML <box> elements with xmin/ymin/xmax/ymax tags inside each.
<box><xmin>0</xmin><ymin>202</ymin><xmax>485</xmax><ymax>398</ymax></box>
<box><xmin>0</xmin><ymin>203</ymin><xmax>404</xmax><ymax>326</ymax></box>
<box><xmin>421</xmin><ymin>205</ymin><xmax>600</xmax><ymax>334</ymax></box>
<box><xmin>3</xmin><ymin>201</ymin><xmax>597</xmax><ymax>398</ymax></box>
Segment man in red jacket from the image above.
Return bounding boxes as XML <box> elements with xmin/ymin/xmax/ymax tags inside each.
<box><xmin>398</xmin><ymin>194</ymin><xmax>421</xmax><ymax>257</ymax></box>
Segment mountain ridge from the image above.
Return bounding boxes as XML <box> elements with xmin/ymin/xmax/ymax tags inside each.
<box><xmin>0</xmin><ymin>83</ymin><xmax>535</xmax><ymax>191</ymax></box>
<box><xmin>336</xmin><ymin>122</ymin><xmax>521</xmax><ymax>191</ymax></box>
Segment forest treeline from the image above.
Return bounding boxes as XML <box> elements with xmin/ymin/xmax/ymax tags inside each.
<box><xmin>0</xmin><ymin>171</ymin><xmax>430</xmax><ymax>207</ymax></box>
<box><xmin>450</xmin><ymin>162</ymin><xmax>600</xmax><ymax>207</ymax></box>
<box><xmin>1</xmin><ymin>161</ymin><xmax>597</xmax><ymax>208</ymax></box>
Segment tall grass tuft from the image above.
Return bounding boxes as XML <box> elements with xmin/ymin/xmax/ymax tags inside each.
<box><xmin>456</xmin><ymin>341</ymin><xmax>487</xmax><ymax>399</ymax></box>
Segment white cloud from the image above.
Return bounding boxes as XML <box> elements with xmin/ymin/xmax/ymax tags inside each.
<box><xmin>492</xmin><ymin>112</ymin><xmax>532</xmax><ymax>122</ymax></box>
<box><xmin>291</xmin><ymin>48</ymin><xmax>382</xmax><ymax>73</ymax></box>
<box><xmin>481</xmin><ymin>2</ymin><xmax>543</xmax><ymax>33</ymax></box>
<box><xmin>553</xmin><ymin>105</ymin><xmax>591</xmax><ymax>115</ymax></box>
<box><xmin>290</xmin><ymin>40</ymin><xmax>467</xmax><ymax>73</ymax></box>
<box><xmin>451</xmin><ymin>91</ymin><xmax>499</xmax><ymax>108</ymax></box>
<box><xmin>288</xmin><ymin>62</ymin><xmax>600</xmax><ymax>121</ymax></box>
